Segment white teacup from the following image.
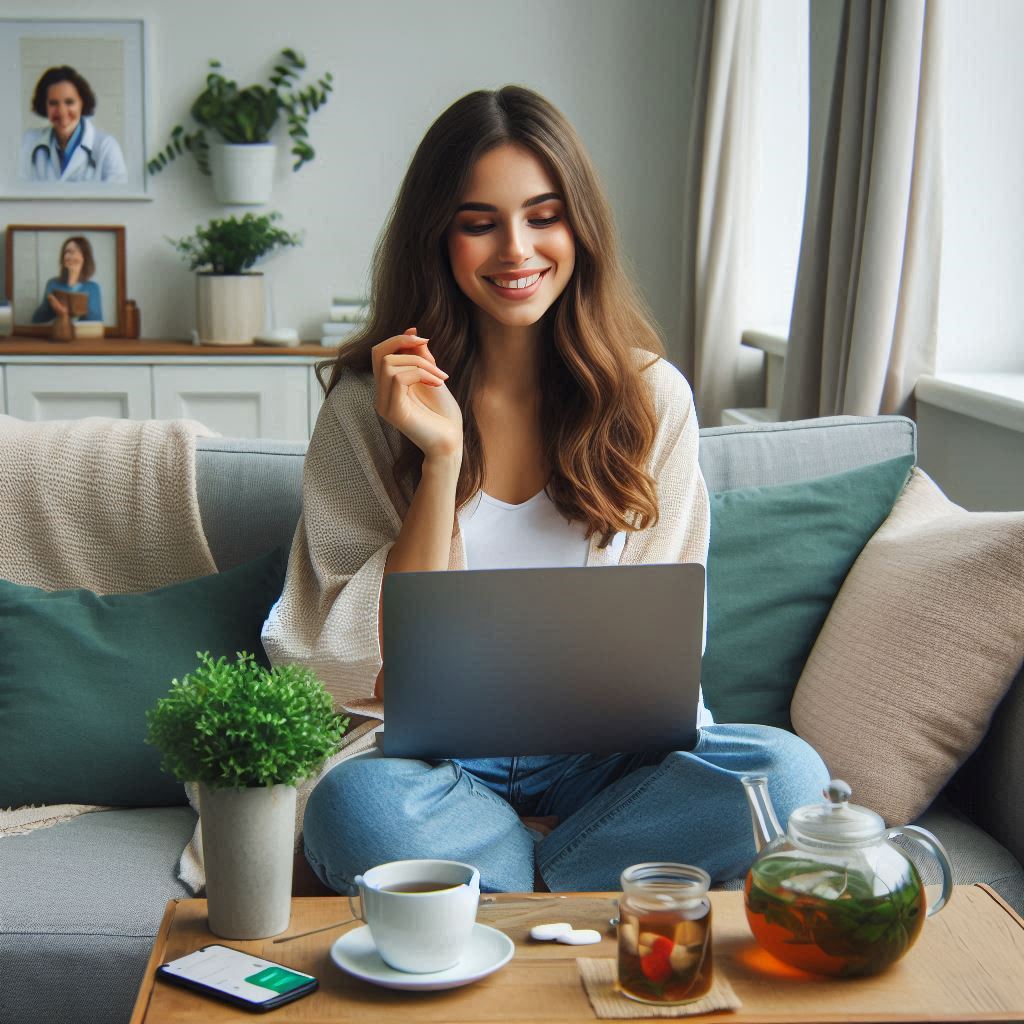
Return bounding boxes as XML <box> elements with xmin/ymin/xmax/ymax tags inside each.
<box><xmin>351</xmin><ymin>859</ymin><xmax>481</xmax><ymax>973</ymax></box>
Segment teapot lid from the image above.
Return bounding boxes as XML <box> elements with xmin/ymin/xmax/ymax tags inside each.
<box><xmin>788</xmin><ymin>780</ymin><xmax>885</xmax><ymax>846</ymax></box>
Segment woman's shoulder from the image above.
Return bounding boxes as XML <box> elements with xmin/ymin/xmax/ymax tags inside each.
<box><xmin>634</xmin><ymin>350</ymin><xmax>696</xmax><ymax>424</ymax></box>
<box><xmin>21</xmin><ymin>126</ymin><xmax>47</xmax><ymax>146</ymax></box>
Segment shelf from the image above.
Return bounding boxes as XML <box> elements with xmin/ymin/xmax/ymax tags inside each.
<box><xmin>0</xmin><ymin>337</ymin><xmax>328</xmax><ymax>358</ymax></box>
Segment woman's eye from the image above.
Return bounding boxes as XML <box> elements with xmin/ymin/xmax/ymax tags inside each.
<box><xmin>529</xmin><ymin>216</ymin><xmax>560</xmax><ymax>227</ymax></box>
<box><xmin>461</xmin><ymin>224</ymin><xmax>494</xmax><ymax>235</ymax></box>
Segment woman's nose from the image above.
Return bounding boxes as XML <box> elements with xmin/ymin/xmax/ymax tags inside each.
<box><xmin>499</xmin><ymin>224</ymin><xmax>531</xmax><ymax>264</ymax></box>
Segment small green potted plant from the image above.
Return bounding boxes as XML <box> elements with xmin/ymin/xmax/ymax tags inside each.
<box><xmin>148</xmin><ymin>48</ymin><xmax>333</xmax><ymax>204</ymax></box>
<box><xmin>170</xmin><ymin>212</ymin><xmax>299</xmax><ymax>345</ymax></box>
<box><xmin>147</xmin><ymin>651</ymin><xmax>348</xmax><ymax>939</ymax></box>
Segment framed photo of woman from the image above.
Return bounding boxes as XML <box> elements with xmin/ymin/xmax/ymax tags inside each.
<box><xmin>4</xmin><ymin>225</ymin><xmax>127</xmax><ymax>337</ymax></box>
<box><xmin>0</xmin><ymin>19</ymin><xmax>149</xmax><ymax>200</ymax></box>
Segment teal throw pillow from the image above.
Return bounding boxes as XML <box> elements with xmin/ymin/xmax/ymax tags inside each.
<box><xmin>701</xmin><ymin>456</ymin><xmax>914</xmax><ymax>730</ymax></box>
<box><xmin>0</xmin><ymin>547</ymin><xmax>286</xmax><ymax>808</ymax></box>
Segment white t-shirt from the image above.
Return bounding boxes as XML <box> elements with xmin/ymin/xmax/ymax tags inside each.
<box><xmin>458</xmin><ymin>489</ymin><xmax>713</xmax><ymax>728</ymax></box>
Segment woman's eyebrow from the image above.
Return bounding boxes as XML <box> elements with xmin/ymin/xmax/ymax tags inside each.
<box><xmin>456</xmin><ymin>192</ymin><xmax>563</xmax><ymax>213</ymax></box>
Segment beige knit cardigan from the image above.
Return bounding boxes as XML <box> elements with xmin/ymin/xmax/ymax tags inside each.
<box><xmin>263</xmin><ymin>352</ymin><xmax>710</xmax><ymax>721</ymax></box>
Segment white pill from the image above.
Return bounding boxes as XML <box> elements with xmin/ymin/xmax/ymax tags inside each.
<box><xmin>556</xmin><ymin>929</ymin><xmax>602</xmax><ymax>945</ymax></box>
<box><xmin>530</xmin><ymin>922</ymin><xmax>573</xmax><ymax>941</ymax></box>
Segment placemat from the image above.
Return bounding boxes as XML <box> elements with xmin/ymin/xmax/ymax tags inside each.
<box><xmin>578</xmin><ymin>958</ymin><xmax>741</xmax><ymax>1018</ymax></box>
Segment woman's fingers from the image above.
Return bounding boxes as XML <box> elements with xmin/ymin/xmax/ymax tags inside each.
<box><xmin>372</xmin><ymin>329</ymin><xmax>433</xmax><ymax>374</ymax></box>
<box><xmin>385</xmin><ymin>367</ymin><xmax>448</xmax><ymax>395</ymax></box>
<box><xmin>382</xmin><ymin>353</ymin><xmax>447</xmax><ymax>378</ymax></box>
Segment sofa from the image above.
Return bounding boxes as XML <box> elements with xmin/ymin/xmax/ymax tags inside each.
<box><xmin>2</xmin><ymin>413</ymin><xmax>1021</xmax><ymax>1024</ymax></box>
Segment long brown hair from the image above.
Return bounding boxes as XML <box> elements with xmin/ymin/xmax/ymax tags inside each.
<box><xmin>319</xmin><ymin>85</ymin><xmax>665</xmax><ymax>544</ymax></box>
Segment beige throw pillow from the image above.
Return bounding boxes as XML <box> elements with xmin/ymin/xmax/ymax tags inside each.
<box><xmin>791</xmin><ymin>469</ymin><xmax>1024</xmax><ymax>826</ymax></box>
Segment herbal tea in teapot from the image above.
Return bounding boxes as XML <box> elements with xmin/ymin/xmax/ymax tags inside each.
<box><xmin>745</xmin><ymin>855</ymin><xmax>925</xmax><ymax>977</ymax></box>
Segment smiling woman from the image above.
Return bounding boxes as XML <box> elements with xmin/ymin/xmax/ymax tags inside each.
<box><xmin>19</xmin><ymin>65</ymin><xmax>127</xmax><ymax>183</ymax></box>
<box><xmin>264</xmin><ymin>84</ymin><xmax>829</xmax><ymax>897</ymax></box>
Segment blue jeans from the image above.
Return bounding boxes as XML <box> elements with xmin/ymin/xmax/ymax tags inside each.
<box><xmin>303</xmin><ymin>724</ymin><xmax>828</xmax><ymax>894</ymax></box>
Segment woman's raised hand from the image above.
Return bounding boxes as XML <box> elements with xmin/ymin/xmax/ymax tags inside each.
<box><xmin>47</xmin><ymin>293</ymin><xmax>69</xmax><ymax>316</ymax></box>
<box><xmin>372</xmin><ymin>327</ymin><xmax>463</xmax><ymax>461</ymax></box>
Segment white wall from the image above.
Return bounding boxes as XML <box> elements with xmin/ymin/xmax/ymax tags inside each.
<box><xmin>1</xmin><ymin>0</ymin><xmax>700</xmax><ymax>357</ymax></box>
<box><xmin>936</xmin><ymin>0</ymin><xmax>1024</xmax><ymax>373</ymax></box>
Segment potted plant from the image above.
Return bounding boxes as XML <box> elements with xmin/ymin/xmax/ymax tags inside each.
<box><xmin>147</xmin><ymin>651</ymin><xmax>349</xmax><ymax>939</ymax></box>
<box><xmin>148</xmin><ymin>49</ymin><xmax>333</xmax><ymax>204</ymax></box>
<box><xmin>170</xmin><ymin>212</ymin><xmax>299</xmax><ymax>345</ymax></box>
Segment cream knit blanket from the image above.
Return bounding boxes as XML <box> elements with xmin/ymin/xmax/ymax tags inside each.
<box><xmin>0</xmin><ymin>415</ymin><xmax>218</xmax><ymax>837</ymax></box>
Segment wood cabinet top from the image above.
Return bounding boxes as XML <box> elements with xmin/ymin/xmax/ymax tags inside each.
<box><xmin>0</xmin><ymin>337</ymin><xmax>329</xmax><ymax>357</ymax></box>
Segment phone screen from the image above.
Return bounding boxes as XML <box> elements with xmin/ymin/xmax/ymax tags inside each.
<box><xmin>159</xmin><ymin>944</ymin><xmax>317</xmax><ymax>1008</ymax></box>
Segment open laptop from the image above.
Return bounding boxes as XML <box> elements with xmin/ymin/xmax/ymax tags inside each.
<box><xmin>378</xmin><ymin>563</ymin><xmax>705</xmax><ymax>758</ymax></box>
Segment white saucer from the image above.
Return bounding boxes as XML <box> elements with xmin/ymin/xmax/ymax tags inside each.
<box><xmin>330</xmin><ymin>922</ymin><xmax>514</xmax><ymax>991</ymax></box>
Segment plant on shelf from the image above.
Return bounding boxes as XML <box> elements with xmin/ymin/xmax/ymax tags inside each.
<box><xmin>170</xmin><ymin>212</ymin><xmax>300</xmax><ymax>276</ymax></box>
<box><xmin>147</xmin><ymin>651</ymin><xmax>349</xmax><ymax>938</ymax></box>
<box><xmin>170</xmin><ymin>213</ymin><xmax>300</xmax><ymax>344</ymax></box>
<box><xmin>148</xmin><ymin>49</ymin><xmax>332</xmax><ymax>175</ymax></box>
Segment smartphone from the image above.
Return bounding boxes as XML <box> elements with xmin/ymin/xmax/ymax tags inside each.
<box><xmin>156</xmin><ymin>943</ymin><xmax>318</xmax><ymax>1012</ymax></box>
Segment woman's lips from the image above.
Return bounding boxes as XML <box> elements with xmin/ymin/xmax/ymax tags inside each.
<box><xmin>483</xmin><ymin>269</ymin><xmax>549</xmax><ymax>301</ymax></box>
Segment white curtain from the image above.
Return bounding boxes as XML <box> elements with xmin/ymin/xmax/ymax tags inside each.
<box><xmin>679</xmin><ymin>0</ymin><xmax>761</xmax><ymax>426</ymax></box>
<box><xmin>780</xmin><ymin>0</ymin><xmax>944</xmax><ymax>420</ymax></box>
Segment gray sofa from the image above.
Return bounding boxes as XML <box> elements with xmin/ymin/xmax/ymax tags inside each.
<box><xmin>2</xmin><ymin>414</ymin><xmax>1021</xmax><ymax>1024</ymax></box>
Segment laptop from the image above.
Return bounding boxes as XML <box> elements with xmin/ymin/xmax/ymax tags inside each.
<box><xmin>378</xmin><ymin>562</ymin><xmax>704</xmax><ymax>759</ymax></box>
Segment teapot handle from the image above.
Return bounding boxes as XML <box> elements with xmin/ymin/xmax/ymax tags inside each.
<box><xmin>885</xmin><ymin>824</ymin><xmax>953</xmax><ymax>916</ymax></box>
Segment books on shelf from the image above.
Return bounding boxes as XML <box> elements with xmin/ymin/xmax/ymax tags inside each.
<box><xmin>320</xmin><ymin>321</ymin><xmax>362</xmax><ymax>347</ymax></box>
<box><xmin>329</xmin><ymin>297</ymin><xmax>369</xmax><ymax>323</ymax></box>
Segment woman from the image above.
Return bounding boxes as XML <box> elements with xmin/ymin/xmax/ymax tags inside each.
<box><xmin>31</xmin><ymin>236</ymin><xmax>103</xmax><ymax>324</ymax></box>
<box><xmin>20</xmin><ymin>65</ymin><xmax>127</xmax><ymax>183</ymax></box>
<box><xmin>263</xmin><ymin>86</ymin><xmax>827</xmax><ymax>894</ymax></box>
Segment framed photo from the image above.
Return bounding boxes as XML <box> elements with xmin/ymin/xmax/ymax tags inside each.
<box><xmin>4</xmin><ymin>225</ymin><xmax>127</xmax><ymax>337</ymax></box>
<box><xmin>0</xmin><ymin>19</ymin><xmax>149</xmax><ymax>200</ymax></box>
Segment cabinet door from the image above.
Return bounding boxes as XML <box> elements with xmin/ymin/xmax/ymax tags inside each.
<box><xmin>153</xmin><ymin>365</ymin><xmax>309</xmax><ymax>440</ymax></box>
<box><xmin>6</xmin><ymin>364</ymin><xmax>152</xmax><ymax>420</ymax></box>
<box><xmin>0</xmin><ymin>366</ymin><xmax>6</xmax><ymax>415</ymax></box>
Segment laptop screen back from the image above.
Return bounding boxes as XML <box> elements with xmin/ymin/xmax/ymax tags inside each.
<box><xmin>380</xmin><ymin>563</ymin><xmax>704</xmax><ymax>759</ymax></box>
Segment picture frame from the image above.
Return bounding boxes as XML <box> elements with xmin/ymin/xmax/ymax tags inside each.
<box><xmin>0</xmin><ymin>18</ymin><xmax>149</xmax><ymax>200</ymax></box>
<box><xmin>4</xmin><ymin>225</ymin><xmax>127</xmax><ymax>337</ymax></box>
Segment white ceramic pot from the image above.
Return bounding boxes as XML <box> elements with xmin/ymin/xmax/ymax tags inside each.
<box><xmin>196</xmin><ymin>273</ymin><xmax>265</xmax><ymax>345</ymax></box>
<box><xmin>199</xmin><ymin>782</ymin><xmax>296</xmax><ymax>939</ymax></box>
<box><xmin>209</xmin><ymin>143</ymin><xmax>277</xmax><ymax>205</ymax></box>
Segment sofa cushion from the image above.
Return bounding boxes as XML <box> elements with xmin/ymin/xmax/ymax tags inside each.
<box><xmin>791</xmin><ymin>469</ymin><xmax>1024</xmax><ymax>825</ymax></box>
<box><xmin>0</xmin><ymin>807</ymin><xmax>197</xmax><ymax>1024</ymax></box>
<box><xmin>701</xmin><ymin>454</ymin><xmax>914</xmax><ymax>729</ymax></box>
<box><xmin>0</xmin><ymin>547</ymin><xmax>286</xmax><ymax>809</ymax></box>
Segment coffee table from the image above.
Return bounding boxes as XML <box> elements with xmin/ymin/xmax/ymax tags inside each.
<box><xmin>129</xmin><ymin>885</ymin><xmax>1024</xmax><ymax>1023</ymax></box>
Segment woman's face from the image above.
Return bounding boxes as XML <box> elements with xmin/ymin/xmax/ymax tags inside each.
<box><xmin>62</xmin><ymin>241</ymin><xmax>84</xmax><ymax>275</ymax></box>
<box><xmin>447</xmin><ymin>143</ymin><xmax>575</xmax><ymax>331</ymax></box>
<box><xmin>46</xmin><ymin>81</ymin><xmax>84</xmax><ymax>139</ymax></box>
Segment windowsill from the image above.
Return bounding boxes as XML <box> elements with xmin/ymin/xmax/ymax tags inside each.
<box><xmin>915</xmin><ymin>373</ymin><xmax>1024</xmax><ymax>435</ymax></box>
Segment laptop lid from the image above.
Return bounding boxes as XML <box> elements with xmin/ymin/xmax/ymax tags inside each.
<box><xmin>379</xmin><ymin>562</ymin><xmax>704</xmax><ymax>759</ymax></box>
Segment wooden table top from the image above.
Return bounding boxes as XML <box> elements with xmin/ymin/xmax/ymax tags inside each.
<box><xmin>129</xmin><ymin>886</ymin><xmax>1024</xmax><ymax>1023</ymax></box>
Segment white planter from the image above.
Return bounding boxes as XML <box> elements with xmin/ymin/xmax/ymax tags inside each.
<box><xmin>199</xmin><ymin>782</ymin><xmax>296</xmax><ymax>939</ymax></box>
<box><xmin>196</xmin><ymin>273</ymin><xmax>265</xmax><ymax>345</ymax></box>
<box><xmin>210</xmin><ymin>143</ymin><xmax>277</xmax><ymax>205</ymax></box>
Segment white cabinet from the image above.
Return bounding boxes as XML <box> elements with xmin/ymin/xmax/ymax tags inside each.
<box><xmin>0</xmin><ymin>346</ymin><xmax>324</xmax><ymax>439</ymax></box>
<box><xmin>5</xmin><ymin>364</ymin><xmax>153</xmax><ymax>420</ymax></box>
<box><xmin>153</xmin><ymin>365</ymin><xmax>310</xmax><ymax>441</ymax></box>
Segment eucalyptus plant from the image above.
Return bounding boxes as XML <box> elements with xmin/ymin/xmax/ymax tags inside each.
<box><xmin>148</xmin><ymin>49</ymin><xmax>333</xmax><ymax>175</ymax></box>
<box><xmin>146</xmin><ymin>651</ymin><xmax>349</xmax><ymax>790</ymax></box>
<box><xmin>170</xmin><ymin>212</ymin><xmax>300</xmax><ymax>275</ymax></box>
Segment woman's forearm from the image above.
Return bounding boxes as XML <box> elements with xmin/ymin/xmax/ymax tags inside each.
<box><xmin>375</xmin><ymin>452</ymin><xmax>462</xmax><ymax>697</ymax></box>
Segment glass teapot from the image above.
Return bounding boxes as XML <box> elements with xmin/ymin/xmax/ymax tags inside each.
<box><xmin>740</xmin><ymin>775</ymin><xmax>952</xmax><ymax>977</ymax></box>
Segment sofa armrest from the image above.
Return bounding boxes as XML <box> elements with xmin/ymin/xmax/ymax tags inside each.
<box><xmin>947</xmin><ymin>663</ymin><xmax>1024</xmax><ymax>868</ymax></box>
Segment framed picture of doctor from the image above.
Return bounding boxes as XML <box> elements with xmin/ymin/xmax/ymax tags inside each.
<box><xmin>0</xmin><ymin>19</ymin><xmax>148</xmax><ymax>200</ymax></box>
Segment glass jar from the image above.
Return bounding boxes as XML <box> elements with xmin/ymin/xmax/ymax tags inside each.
<box><xmin>617</xmin><ymin>862</ymin><xmax>713</xmax><ymax>1005</ymax></box>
